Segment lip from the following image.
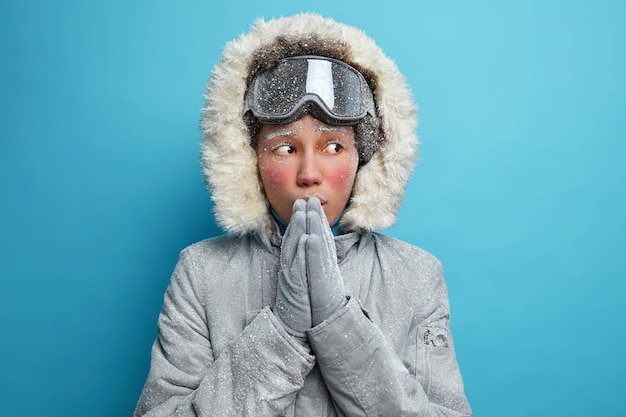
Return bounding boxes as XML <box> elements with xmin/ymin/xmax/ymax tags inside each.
<box><xmin>301</xmin><ymin>195</ymin><xmax>327</xmax><ymax>205</ymax></box>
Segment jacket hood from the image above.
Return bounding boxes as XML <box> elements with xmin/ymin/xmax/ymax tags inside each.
<box><xmin>200</xmin><ymin>13</ymin><xmax>418</xmax><ymax>235</ymax></box>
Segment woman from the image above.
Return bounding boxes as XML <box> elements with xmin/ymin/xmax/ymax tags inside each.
<box><xmin>135</xmin><ymin>13</ymin><xmax>472</xmax><ymax>417</ymax></box>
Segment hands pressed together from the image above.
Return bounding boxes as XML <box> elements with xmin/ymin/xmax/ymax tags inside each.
<box><xmin>273</xmin><ymin>197</ymin><xmax>348</xmax><ymax>347</ymax></box>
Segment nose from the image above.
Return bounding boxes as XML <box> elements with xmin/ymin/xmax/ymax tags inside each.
<box><xmin>296</xmin><ymin>153</ymin><xmax>322</xmax><ymax>187</ymax></box>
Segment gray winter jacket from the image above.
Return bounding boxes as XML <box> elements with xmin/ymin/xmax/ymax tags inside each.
<box><xmin>134</xmin><ymin>226</ymin><xmax>471</xmax><ymax>416</ymax></box>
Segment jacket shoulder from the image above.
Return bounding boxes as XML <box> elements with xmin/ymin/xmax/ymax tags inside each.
<box><xmin>370</xmin><ymin>233</ymin><xmax>443</xmax><ymax>270</ymax></box>
<box><xmin>182</xmin><ymin>234</ymin><xmax>250</xmax><ymax>258</ymax></box>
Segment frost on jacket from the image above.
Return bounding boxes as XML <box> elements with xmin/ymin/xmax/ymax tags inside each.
<box><xmin>134</xmin><ymin>12</ymin><xmax>472</xmax><ymax>417</ymax></box>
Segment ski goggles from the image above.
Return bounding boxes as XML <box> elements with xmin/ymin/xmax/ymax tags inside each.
<box><xmin>244</xmin><ymin>55</ymin><xmax>377</xmax><ymax>125</ymax></box>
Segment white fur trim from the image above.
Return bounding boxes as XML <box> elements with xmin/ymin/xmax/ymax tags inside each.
<box><xmin>200</xmin><ymin>13</ymin><xmax>418</xmax><ymax>234</ymax></box>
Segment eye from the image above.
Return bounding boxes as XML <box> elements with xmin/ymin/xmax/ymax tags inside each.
<box><xmin>325</xmin><ymin>142</ymin><xmax>344</xmax><ymax>155</ymax></box>
<box><xmin>273</xmin><ymin>144</ymin><xmax>295</xmax><ymax>156</ymax></box>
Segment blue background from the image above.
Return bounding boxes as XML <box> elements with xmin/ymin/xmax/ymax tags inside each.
<box><xmin>2</xmin><ymin>1</ymin><xmax>624</xmax><ymax>415</ymax></box>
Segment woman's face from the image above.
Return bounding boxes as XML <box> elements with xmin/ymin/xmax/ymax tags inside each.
<box><xmin>256</xmin><ymin>114</ymin><xmax>359</xmax><ymax>225</ymax></box>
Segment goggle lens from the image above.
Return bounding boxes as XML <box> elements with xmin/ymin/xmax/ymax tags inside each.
<box><xmin>245</xmin><ymin>56</ymin><xmax>376</xmax><ymax>124</ymax></box>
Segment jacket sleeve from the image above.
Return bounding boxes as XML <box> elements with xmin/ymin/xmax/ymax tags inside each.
<box><xmin>307</xmin><ymin>271</ymin><xmax>471</xmax><ymax>416</ymax></box>
<box><xmin>134</xmin><ymin>249</ymin><xmax>315</xmax><ymax>417</ymax></box>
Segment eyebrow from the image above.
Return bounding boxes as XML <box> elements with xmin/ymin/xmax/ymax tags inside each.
<box><xmin>262</xmin><ymin>124</ymin><xmax>351</xmax><ymax>141</ymax></box>
<box><xmin>317</xmin><ymin>125</ymin><xmax>351</xmax><ymax>134</ymax></box>
<box><xmin>263</xmin><ymin>129</ymin><xmax>298</xmax><ymax>141</ymax></box>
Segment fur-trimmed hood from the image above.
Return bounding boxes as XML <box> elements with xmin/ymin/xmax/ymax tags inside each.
<box><xmin>200</xmin><ymin>13</ymin><xmax>418</xmax><ymax>235</ymax></box>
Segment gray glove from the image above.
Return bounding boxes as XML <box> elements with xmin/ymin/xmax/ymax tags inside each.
<box><xmin>305</xmin><ymin>198</ymin><xmax>348</xmax><ymax>327</ymax></box>
<box><xmin>273</xmin><ymin>199</ymin><xmax>311</xmax><ymax>346</ymax></box>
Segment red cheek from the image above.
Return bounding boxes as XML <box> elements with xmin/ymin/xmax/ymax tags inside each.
<box><xmin>327</xmin><ymin>164</ymin><xmax>357</xmax><ymax>189</ymax></box>
<box><xmin>261</xmin><ymin>166</ymin><xmax>289</xmax><ymax>188</ymax></box>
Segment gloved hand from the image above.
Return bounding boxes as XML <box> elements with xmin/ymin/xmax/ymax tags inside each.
<box><xmin>305</xmin><ymin>197</ymin><xmax>348</xmax><ymax>327</ymax></box>
<box><xmin>273</xmin><ymin>199</ymin><xmax>311</xmax><ymax>346</ymax></box>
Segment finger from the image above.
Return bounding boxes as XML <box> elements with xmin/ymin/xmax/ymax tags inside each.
<box><xmin>304</xmin><ymin>233</ymin><xmax>324</xmax><ymax>283</ymax></box>
<box><xmin>282</xmin><ymin>209</ymin><xmax>306</xmax><ymax>265</ymax></box>
<box><xmin>306</xmin><ymin>207</ymin><xmax>336</xmax><ymax>262</ymax></box>
<box><xmin>293</xmin><ymin>198</ymin><xmax>306</xmax><ymax>214</ymax></box>
<box><xmin>295</xmin><ymin>234</ymin><xmax>309</xmax><ymax>287</ymax></box>
<box><xmin>306</xmin><ymin>206</ymin><xmax>325</xmax><ymax>238</ymax></box>
<box><xmin>285</xmin><ymin>199</ymin><xmax>306</xmax><ymax>238</ymax></box>
<box><xmin>305</xmin><ymin>197</ymin><xmax>326</xmax><ymax>220</ymax></box>
<box><xmin>281</xmin><ymin>234</ymin><xmax>310</xmax><ymax>302</ymax></box>
<box><xmin>306</xmin><ymin>197</ymin><xmax>335</xmax><ymax>243</ymax></box>
<box><xmin>285</xmin><ymin>202</ymin><xmax>306</xmax><ymax>237</ymax></box>
<box><xmin>305</xmin><ymin>234</ymin><xmax>331</xmax><ymax>312</ymax></box>
<box><xmin>306</xmin><ymin>233</ymin><xmax>346</xmax><ymax>326</ymax></box>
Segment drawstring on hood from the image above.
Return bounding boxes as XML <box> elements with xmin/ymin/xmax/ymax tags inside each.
<box><xmin>200</xmin><ymin>13</ymin><xmax>418</xmax><ymax>235</ymax></box>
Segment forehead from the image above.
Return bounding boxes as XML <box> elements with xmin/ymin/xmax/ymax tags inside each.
<box><xmin>258</xmin><ymin>116</ymin><xmax>354</xmax><ymax>139</ymax></box>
